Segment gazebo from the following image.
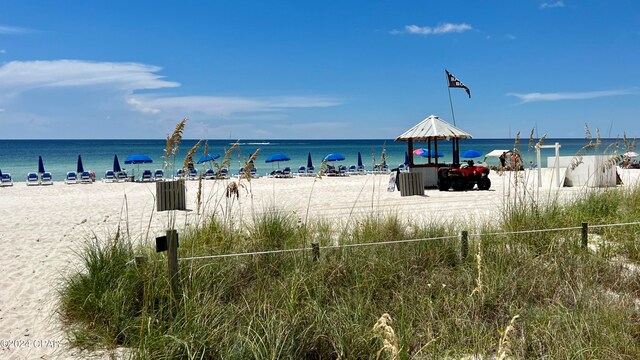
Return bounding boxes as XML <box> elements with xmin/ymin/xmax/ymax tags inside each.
<box><xmin>395</xmin><ymin>114</ymin><xmax>473</xmax><ymax>187</ymax></box>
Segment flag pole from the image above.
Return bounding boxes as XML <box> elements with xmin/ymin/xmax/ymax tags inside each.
<box><xmin>445</xmin><ymin>71</ymin><xmax>457</xmax><ymax>126</ymax></box>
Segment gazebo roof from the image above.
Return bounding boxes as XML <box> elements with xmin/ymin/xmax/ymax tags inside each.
<box><xmin>395</xmin><ymin>114</ymin><xmax>473</xmax><ymax>141</ymax></box>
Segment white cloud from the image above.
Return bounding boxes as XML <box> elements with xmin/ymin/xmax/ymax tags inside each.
<box><xmin>0</xmin><ymin>24</ymin><xmax>34</xmax><ymax>34</ymax></box>
<box><xmin>0</xmin><ymin>49</ymin><xmax>6</xmax><ymax>54</ymax></box>
<box><xmin>392</xmin><ymin>23</ymin><xmax>472</xmax><ymax>36</ymax></box>
<box><xmin>0</xmin><ymin>59</ymin><xmax>343</xmax><ymax>138</ymax></box>
<box><xmin>0</xmin><ymin>60</ymin><xmax>179</xmax><ymax>94</ymax></box>
<box><xmin>126</xmin><ymin>95</ymin><xmax>341</xmax><ymax>117</ymax></box>
<box><xmin>540</xmin><ymin>1</ymin><xmax>565</xmax><ymax>9</ymax></box>
<box><xmin>508</xmin><ymin>89</ymin><xmax>636</xmax><ymax>103</ymax></box>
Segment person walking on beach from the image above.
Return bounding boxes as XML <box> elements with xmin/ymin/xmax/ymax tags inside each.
<box><xmin>499</xmin><ymin>152</ymin><xmax>507</xmax><ymax>175</ymax></box>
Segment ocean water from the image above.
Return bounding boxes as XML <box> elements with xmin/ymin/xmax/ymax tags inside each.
<box><xmin>0</xmin><ymin>138</ymin><xmax>625</xmax><ymax>181</ymax></box>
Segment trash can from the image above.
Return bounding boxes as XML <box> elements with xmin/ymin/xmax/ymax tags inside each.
<box><xmin>398</xmin><ymin>172</ymin><xmax>424</xmax><ymax>196</ymax></box>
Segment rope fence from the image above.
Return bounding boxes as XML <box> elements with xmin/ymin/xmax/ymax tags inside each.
<box><xmin>134</xmin><ymin>218</ymin><xmax>640</xmax><ymax>297</ymax></box>
<box><xmin>176</xmin><ymin>220</ymin><xmax>640</xmax><ymax>263</ymax></box>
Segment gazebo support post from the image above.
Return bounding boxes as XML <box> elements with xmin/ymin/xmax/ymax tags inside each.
<box><xmin>408</xmin><ymin>139</ymin><xmax>415</xmax><ymax>166</ymax></box>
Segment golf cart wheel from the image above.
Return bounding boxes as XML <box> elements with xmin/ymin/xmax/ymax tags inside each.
<box><xmin>477</xmin><ymin>177</ymin><xmax>491</xmax><ymax>190</ymax></box>
<box><xmin>437</xmin><ymin>179</ymin><xmax>450</xmax><ymax>191</ymax></box>
<box><xmin>452</xmin><ymin>179</ymin><xmax>467</xmax><ymax>191</ymax></box>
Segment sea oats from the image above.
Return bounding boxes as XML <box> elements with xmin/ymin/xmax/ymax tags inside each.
<box><xmin>497</xmin><ymin>314</ymin><xmax>520</xmax><ymax>360</ymax></box>
<box><xmin>373</xmin><ymin>313</ymin><xmax>399</xmax><ymax>360</ymax></box>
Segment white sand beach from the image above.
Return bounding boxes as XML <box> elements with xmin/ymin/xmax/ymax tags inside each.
<box><xmin>1</xmin><ymin>168</ymin><xmax>639</xmax><ymax>359</ymax></box>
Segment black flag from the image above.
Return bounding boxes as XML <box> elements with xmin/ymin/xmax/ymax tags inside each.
<box><xmin>445</xmin><ymin>69</ymin><xmax>471</xmax><ymax>98</ymax></box>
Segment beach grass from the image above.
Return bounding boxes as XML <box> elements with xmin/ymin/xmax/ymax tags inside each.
<box><xmin>58</xmin><ymin>184</ymin><xmax>640</xmax><ymax>359</ymax></box>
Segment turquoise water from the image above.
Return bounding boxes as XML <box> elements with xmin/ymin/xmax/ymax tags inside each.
<box><xmin>0</xmin><ymin>138</ymin><xmax>625</xmax><ymax>181</ymax></box>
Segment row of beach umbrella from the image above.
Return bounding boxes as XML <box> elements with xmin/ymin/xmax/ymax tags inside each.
<box><xmin>25</xmin><ymin>149</ymin><xmax>487</xmax><ymax>175</ymax></box>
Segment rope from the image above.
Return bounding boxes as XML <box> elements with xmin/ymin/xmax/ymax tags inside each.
<box><xmin>150</xmin><ymin>220</ymin><xmax>640</xmax><ymax>263</ymax></box>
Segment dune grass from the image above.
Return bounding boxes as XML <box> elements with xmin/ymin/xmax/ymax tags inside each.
<box><xmin>58</xmin><ymin>185</ymin><xmax>640</xmax><ymax>359</ymax></box>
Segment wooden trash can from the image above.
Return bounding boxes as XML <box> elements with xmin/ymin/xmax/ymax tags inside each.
<box><xmin>156</xmin><ymin>179</ymin><xmax>186</xmax><ymax>211</ymax></box>
<box><xmin>398</xmin><ymin>172</ymin><xmax>424</xmax><ymax>196</ymax></box>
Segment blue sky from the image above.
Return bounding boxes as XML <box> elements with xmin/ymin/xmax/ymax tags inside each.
<box><xmin>0</xmin><ymin>0</ymin><xmax>638</xmax><ymax>139</ymax></box>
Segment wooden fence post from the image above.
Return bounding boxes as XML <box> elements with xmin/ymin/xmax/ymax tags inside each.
<box><xmin>581</xmin><ymin>222</ymin><xmax>588</xmax><ymax>248</ymax></box>
<box><xmin>312</xmin><ymin>242</ymin><xmax>320</xmax><ymax>261</ymax></box>
<box><xmin>460</xmin><ymin>230</ymin><xmax>469</xmax><ymax>261</ymax></box>
<box><xmin>167</xmin><ymin>229</ymin><xmax>180</xmax><ymax>301</ymax></box>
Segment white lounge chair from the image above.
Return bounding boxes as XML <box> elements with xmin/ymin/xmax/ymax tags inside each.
<box><xmin>0</xmin><ymin>173</ymin><xmax>13</xmax><ymax>187</ymax></box>
<box><xmin>141</xmin><ymin>170</ymin><xmax>153</xmax><ymax>182</ymax></box>
<box><xmin>26</xmin><ymin>172</ymin><xmax>39</xmax><ymax>186</ymax></box>
<box><xmin>41</xmin><ymin>172</ymin><xmax>53</xmax><ymax>185</ymax></box>
<box><xmin>79</xmin><ymin>171</ymin><xmax>92</xmax><ymax>184</ymax></box>
<box><xmin>217</xmin><ymin>168</ymin><xmax>230</xmax><ymax>179</ymax></box>
<box><xmin>203</xmin><ymin>168</ymin><xmax>215</xmax><ymax>180</ymax></box>
<box><xmin>65</xmin><ymin>172</ymin><xmax>78</xmax><ymax>184</ymax></box>
<box><xmin>116</xmin><ymin>171</ymin><xmax>128</xmax><ymax>182</ymax></box>
<box><xmin>103</xmin><ymin>170</ymin><xmax>116</xmax><ymax>183</ymax></box>
<box><xmin>154</xmin><ymin>169</ymin><xmax>164</xmax><ymax>181</ymax></box>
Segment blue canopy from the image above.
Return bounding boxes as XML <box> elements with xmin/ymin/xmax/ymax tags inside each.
<box><xmin>197</xmin><ymin>153</ymin><xmax>220</xmax><ymax>164</ymax></box>
<box><xmin>113</xmin><ymin>154</ymin><xmax>122</xmax><ymax>173</ymax></box>
<box><xmin>324</xmin><ymin>153</ymin><xmax>345</xmax><ymax>162</ymax></box>
<box><xmin>461</xmin><ymin>149</ymin><xmax>482</xmax><ymax>158</ymax></box>
<box><xmin>38</xmin><ymin>156</ymin><xmax>45</xmax><ymax>174</ymax></box>
<box><xmin>265</xmin><ymin>153</ymin><xmax>290</xmax><ymax>163</ymax></box>
<box><xmin>357</xmin><ymin>152</ymin><xmax>363</xmax><ymax>167</ymax></box>
<box><xmin>419</xmin><ymin>150</ymin><xmax>443</xmax><ymax>158</ymax></box>
<box><xmin>307</xmin><ymin>153</ymin><xmax>313</xmax><ymax>168</ymax></box>
<box><xmin>124</xmin><ymin>154</ymin><xmax>153</xmax><ymax>164</ymax></box>
<box><xmin>77</xmin><ymin>155</ymin><xmax>84</xmax><ymax>173</ymax></box>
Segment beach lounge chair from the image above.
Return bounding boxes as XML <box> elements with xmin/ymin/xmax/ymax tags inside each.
<box><xmin>187</xmin><ymin>168</ymin><xmax>198</xmax><ymax>180</ymax></box>
<box><xmin>0</xmin><ymin>173</ymin><xmax>13</xmax><ymax>187</ymax></box>
<box><xmin>203</xmin><ymin>168</ymin><xmax>215</xmax><ymax>180</ymax></box>
<box><xmin>141</xmin><ymin>170</ymin><xmax>153</xmax><ymax>182</ymax></box>
<box><xmin>282</xmin><ymin>167</ymin><xmax>292</xmax><ymax>178</ymax></box>
<box><xmin>298</xmin><ymin>166</ymin><xmax>306</xmax><ymax>176</ymax></box>
<box><xmin>41</xmin><ymin>172</ymin><xmax>53</xmax><ymax>185</ymax></box>
<box><xmin>217</xmin><ymin>168</ymin><xmax>230</xmax><ymax>179</ymax></box>
<box><xmin>26</xmin><ymin>172</ymin><xmax>40</xmax><ymax>186</ymax></box>
<box><xmin>307</xmin><ymin>166</ymin><xmax>315</xmax><ymax>176</ymax></box>
<box><xmin>357</xmin><ymin>165</ymin><xmax>366</xmax><ymax>175</ymax></box>
<box><xmin>79</xmin><ymin>171</ymin><xmax>92</xmax><ymax>184</ymax></box>
<box><xmin>154</xmin><ymin>169</ymin><xmax>164</xmax><ymax>181</ymax></box>
<box><xmin>250</xmin><ymin>168</ymin><xmax>259</xmax><ymax>179</ymax></box>
<box><xmin>338</xmin><ymin>165</ymin><xmax>348</xmax><ymax>176</ymax></box>
<box><xmin>103</xmin><ymin>170</ymin><xmax>116</xmax><ymax>182</ymax></box>
<box><xmin>65</xmin><ymin>172</ymin><xmax>78</xmax><ymax>184</ymax></box>
<box><xmin>175</xmin><ymin>169</ymin><xmax>185</xmax><ymax>179</ymax></box>
<box><xmin>348</xmin><ymin>165</ymin><xmax>357</xmax><ymax>174</ymax></box>
<box><xmin>116</xmin><ymin>171</ymin><xmax>128</xmax><ymax>182</ymax></box>
<box><xmin>237</xmin><ymin>167</ymin><xmax>245</xmax><ymax>178</ymax></box>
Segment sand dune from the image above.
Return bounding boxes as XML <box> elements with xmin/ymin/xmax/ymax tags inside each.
<box><xmin>1</xmin><ymin>168</ymin><xmax>638</xmax><ymax>359</ymax></box>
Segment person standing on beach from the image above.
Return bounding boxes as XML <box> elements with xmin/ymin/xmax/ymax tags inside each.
<box><xmin>499</xmin><ymin>152</ymin><xmax>507</xmax><ymax>175</ymax></box>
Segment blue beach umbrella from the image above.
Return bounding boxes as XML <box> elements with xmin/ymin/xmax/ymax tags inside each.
<box><xmin>266</xmin><ymin>153</ymin><xmax>290</xmax><ymax>169</ymax></box>
<box><xmin>357</xmin><ymin>152</ymin><xmax>363</xmax><ymax>168</ymax></box>
<box><xmin>265</xmin><ymin>153</ymin><xmax>290</xmax><ymax>163</ymax></box>
<box><xmin>324</xmin><ymin>153</ymin><xmax>345</xmax><ymax>162</ymax></box>
<box><xmin>124</xmin><ymin>154</ymin><xmax>153</xmax><ymax>164</ymax></box>
<box><xmin>77</xmin><ymin>155</ymin><xmax>84</xmax><ymax>173</ymax></box>
<box><xmin>419</xmin><ymin>150</ymin><xmax>443</xmax><ymax>158</ymax></box>
<box><xmin>124</xmin><ymin>154</ymin><xmax>153</xmax><ymax>179</ymax></box>
<box><xmin>113</xmin><ymin>154</ymin><xmax>122</xmax><ymax>173</ymax></box>
<box><xmin>197</xmin><ymin>153</ymin><xmax>220</xmax><ymax>164</ymax></box>
<box><xmin>38</xmin><ymin>156</ymin><xmax>45</xmax><ymax>174</ymax></box>
<box><xmin>461</xmin><ymin>149</ymin><xmax>482</xmax><ymax>158</ymax></box>
<box><xmin>307</xmin><ymin>153</ymin><xmax>313</xmax><ymax>169</ymax></box>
